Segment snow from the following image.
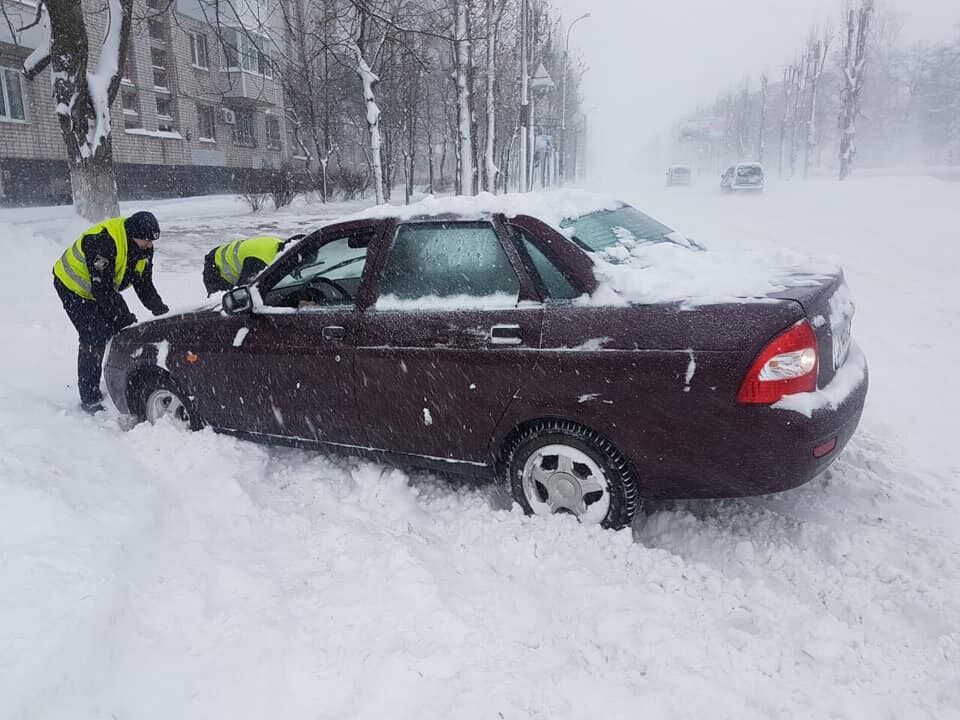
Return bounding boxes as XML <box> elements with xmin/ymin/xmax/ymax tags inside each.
<box><xmin>774</xmin><ymin>343</ymin><xmax>868</xmax><ymax>417</ymax></box>
<box><xmin>154</xmin><ymin>339</ymin><xmax>169</xmax><ymax>371</ymax></box>
<box><xmin>347</xmin><ymin>189</ymin><xmax>837</xmax><ymax>307</ymax></box>
<box><xmin>1</xmin><ymin>176</ymin><xmax>960</xmax><ymax>718</ymax></box>
<box><xmin>124</xmin><ymin>128</ymin><xmax>184</xmax><ymax>140</ymax></box>
<box><xmin>684</xmin><ymin>349</ymin><xmax>696</xmax><ymax>392</ymax></box>
<box><xmin>84</xmin><ymin>0</ymin><xmax>124</xmax><ymax>155</ymax></box>
<box><xmin>232</xmin><ymin>327</ymin><xmax>249</xmax><ymax>347</ymax></box>
<box><xmin>375</xmin><ymin>292</ymin><xmax>519</xmax><ymax>311</ymax></box>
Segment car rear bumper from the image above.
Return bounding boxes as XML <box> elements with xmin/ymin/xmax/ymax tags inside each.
<box><xmin>636</xmin><ymin>358</ymin><xmax>869</xmax><ymax>500</ymax></box>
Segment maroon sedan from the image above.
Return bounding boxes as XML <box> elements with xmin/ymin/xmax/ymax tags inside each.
<box><xmin>104</xmin><ymin>198</ymin><xmax>868</xmax><ymax>529</ymax></box>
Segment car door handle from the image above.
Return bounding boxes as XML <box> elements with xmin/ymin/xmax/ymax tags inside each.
<box><xmin>322</xmin><ymin>325</ymin><xmax>346</xmax><ymax>341</ymax></box>
<box><xmin>490</xmin><ymin>324</ymin><xmax>522</xmax><ymax>345</ymax></box>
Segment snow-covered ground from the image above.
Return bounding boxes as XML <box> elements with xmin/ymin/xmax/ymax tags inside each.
<box><xmin>1</xmin><ymin>177</ymin><xmax>958</xmax><ymax>719</ymax></box>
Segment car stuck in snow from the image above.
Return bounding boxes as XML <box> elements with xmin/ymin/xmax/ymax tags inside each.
<box><xmin>104</xmin><ymin>191</ymin><xmax>868</xmax><ymax>530</ymax></box>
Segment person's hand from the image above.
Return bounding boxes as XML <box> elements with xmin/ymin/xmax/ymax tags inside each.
<box><xmin>116</xmin><ymin>312</ymin><xmax>138</xmax><ymax>330</ymax></box>
<box><xmin>153</xmin><ymin>303</ymin><xmax>169</xmax><ymax>316</ymax></box>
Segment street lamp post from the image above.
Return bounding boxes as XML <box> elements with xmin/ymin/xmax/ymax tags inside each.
<box><xmin>560</xmin><ymin>12</ymin><xmax>590</xmax><ymax>186</ymax></box>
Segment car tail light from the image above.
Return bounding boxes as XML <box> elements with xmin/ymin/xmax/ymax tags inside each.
<box><xmin>737</xmin><ymin>320</ymin><xmax>819</xmax><ymax>404</ymax></box>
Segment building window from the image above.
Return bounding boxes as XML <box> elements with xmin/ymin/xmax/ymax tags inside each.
<box><xmin>190</xmin><ymin>32</ymin><xmax>209</xmax><ymax>68</ymax></box>
<box><xmin>121</xmin><ymin>89</ymin><xmax>139</xmax><ymax>113</ymax></box>
<box><xmin>150</xmin><ymin>48</ymin><xmax>167</xmax><ymax>89</ymax></box>
<box><xmin>221</xmin><ymin>27</ymin><xmax>271</xmax><ymax>77</ymax></box>
<box><xmin>147</xmin><ymin>18</ymin><xmax>165</xmax><ymax>41</ymax></box>
<box><xmin>197</xmin><ymin>104</ymin><xmax>216</xmax><ymax>141</ymax></box>
<box><xmin>265</xmin><ymin>115</ymin><xmax>281</xmax><ymax>149</ymax></box>
<box><xmin>122</xmin><ymin>52</ymin><xmax>137</xmax><ymax>84</ymax></box>
<box><xmin>232</xmin><ymin>109</ymin><xmax>256</xmax><ymax>146</ymax></box>
<box><xmin>0</xmin><ymin>68</ymin><xmax>25</xmax><ymax>121</ymax></box>
<box><xmin>156</xmin><ymin>96</ymin><xmax>175</xmax><ymax>131</ymax></box>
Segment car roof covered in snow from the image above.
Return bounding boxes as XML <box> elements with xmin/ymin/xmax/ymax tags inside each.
<box><xmin>340</xmin><ymin>189</ymin><xmax>624</xmax><ymax>230</ymax></box>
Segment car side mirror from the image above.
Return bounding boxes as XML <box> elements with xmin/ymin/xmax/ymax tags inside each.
<box><xmin>223</xmin><ymin>286</ymin><xmax>253</xmax><ymax>315</ymax></box>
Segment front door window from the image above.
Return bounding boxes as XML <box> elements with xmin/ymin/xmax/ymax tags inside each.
<box><xmin>263</xmin><ymin>230</ymin><xmax>373</xmax><ymax>309</ymax></box>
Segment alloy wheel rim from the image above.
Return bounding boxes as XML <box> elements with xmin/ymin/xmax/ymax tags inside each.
<box><xmin>521</xmin><ymin>444</ymin><xmax>610</xmax><ymax>525</ymax></box>
<box><xmin>144</xmin><ymin>389</ymin><xmax>191</xmax><ymax>428</ymax></box>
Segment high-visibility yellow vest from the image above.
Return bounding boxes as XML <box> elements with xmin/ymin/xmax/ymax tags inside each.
<box><xmin>53</xmin><ymin>217</ymin><xmax>148</xmax><ymax>300</ymax></box>
<box><xmin>214</xmin><ymin>236</ymin><xmax>283</xmax><ymax>285</ymax></box>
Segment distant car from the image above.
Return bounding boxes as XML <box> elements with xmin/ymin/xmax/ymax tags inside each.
<box><xmin>104</xmin><ymin>195</ymin><xmax>866</xmax><ymax>531</ymax></box>
<box><xmin>721</xmin><ymin>162</ymin><xmax>765</xmax><ymax>192</ymax></box>
<box><xmin>666</xmin><ymin>165</ymin><xmax>692</xmax><ymax>186</ymax></box>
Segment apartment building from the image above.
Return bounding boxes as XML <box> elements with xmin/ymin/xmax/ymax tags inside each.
<box><xmin>0</xmin><ymin>0</ymin><xmax>291</xmax><ymax>205</ymax></box>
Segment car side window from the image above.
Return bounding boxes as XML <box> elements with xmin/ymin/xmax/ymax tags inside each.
<box><xmin>510</xmin><ymin>226</ymin><xmax>580</xmax><ymax>301</ymax></box>
<box><xmin>263</xmin><ymin>230</ymin><xmax>373</xmax><ymax>309</ymax></box>
<box><xmin>377</xmin><ymin>222</ymin><xmax>520</xmax><ymax>306</ymax></box>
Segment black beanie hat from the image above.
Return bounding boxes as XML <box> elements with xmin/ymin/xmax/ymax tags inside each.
<box><xmin>125</xmin><ymin>211</ymin><xmax>161</xmax><ymax>241</ymax></box>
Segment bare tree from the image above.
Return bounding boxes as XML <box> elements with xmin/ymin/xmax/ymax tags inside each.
<box><xmin>451</xmin><ymin>0</ymin><xmax>475</xmax><ymax>195</ymax></box>
<box><xmin>838</xmin><ymin>0</ymin><xmax>874</xmax><ymax>180</ymax></box>
<box><xmin>804</xmin><ymin>27</ymin><xmax>830</xmax><ymax>178</ymax></box>
<box><xmin>790</xmin><ymin>53</ymin><xmax>807</xmax><ymax>177</ymax></box>
<box><xmin>779</xmin><ymin>64</ymin><xmax>797</xmax><ymax>178</ymax></box>
<box><xmin>757</xmin><ymin>73</ymin><xmax>768</xmax><ymax>163</ymax></box>
<box><xmin>20</xmin><ymin>0</ymin><xmax>134</xmax><ymax>221</ymax></box>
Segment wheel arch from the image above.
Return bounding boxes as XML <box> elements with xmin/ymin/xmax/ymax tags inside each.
<box><xmin>125</xmin><ymin>364</ymin><xmax>176</xmax><ymax>419</ymax></box>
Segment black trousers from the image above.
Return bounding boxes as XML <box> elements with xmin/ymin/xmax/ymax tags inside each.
<box><xmin>55</xmin><ymin>279</ymin><xmax>117</xmax><ymax>405</ymax></box>
<box><xmin>203</xmin><ymin>250</ymin><xmax>231</xmax><ymax>296</ymax></box>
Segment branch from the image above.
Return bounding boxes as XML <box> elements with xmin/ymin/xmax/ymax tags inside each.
<box><xmin>22</xmin><ymin>2</ymin><xmax>52</xmax><ymax>80</ymax></box>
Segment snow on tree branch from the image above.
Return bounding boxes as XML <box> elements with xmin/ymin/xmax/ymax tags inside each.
<box><xmin>84</xmin><ymin>0</ymin><xmax>125</xmax><ymax>157</ymax></box>
<box><xmin>22</xmin><ymin>2</ymin><xmax>52</xmax><ymax>79</ymax></box>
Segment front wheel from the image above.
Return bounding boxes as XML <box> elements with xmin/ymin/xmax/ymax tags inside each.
<box><xmin>137</xmin><ymin>374</ymin><xmax>203</xmax><ymax>431</ymax></box>
<box><xmin>500</xmin><ymin>421</ymin><xmax>640</xmax><ymax>530</ymax></box>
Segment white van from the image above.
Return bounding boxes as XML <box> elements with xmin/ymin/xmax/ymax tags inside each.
<box><xmin>666</xmin><ymin>165</ymin><xmax>692</xmax><ymax>186</ymax></box>
<box><xmin>721</xmin><ymin>162</ymin><xmax>764</xmax><ymax>193</ymax></box>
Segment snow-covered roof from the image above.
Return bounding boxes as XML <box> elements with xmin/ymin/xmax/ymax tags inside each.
<box><xmin>342</xmin><ymin>189</ymin><xmax>623</xmax><ymax>229</ymax></box>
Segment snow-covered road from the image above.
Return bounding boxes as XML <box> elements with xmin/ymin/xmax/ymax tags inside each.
<box><xmin>1</xmin><ymin>177</ymin><xmax>958</xmax><ymax>719</ymax></box>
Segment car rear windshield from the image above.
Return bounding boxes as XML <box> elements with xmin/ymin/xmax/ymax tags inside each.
<box><xmin>561</xmin><ymin>206</ymin><xmax>677</xmax><ymax>252</ymax></box>
<box><xmin>671</xmin><ymin>167</ymin><xmax>690</xmax><ymax>175</ymax></box>
<box><xmin>736</xmin><ymin>165</ymin><xmax>763</xmax><ymax>179</ymax></box>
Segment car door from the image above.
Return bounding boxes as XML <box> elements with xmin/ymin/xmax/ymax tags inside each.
<box><xmin>354</xmin><ymin>218</ymin><xmax>543</xmax><ymax>465</ymax></box>
<box><xmin>191</xmin><ymin>223</ymin><xmax>380</xmax><ymax>447</ymax></box>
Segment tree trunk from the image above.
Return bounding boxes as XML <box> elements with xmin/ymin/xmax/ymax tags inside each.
<box><xmin>353</xmin><ymin>46</ymin><xmax>385</xmax><ymax>204</ymax></box>
<box><xmin>453</xmin><ymin>0</ymin><xmax>475</xmax><ymax>196</ymax></box>
<box><xmin>69</xmin><ymin>148</ymin><xmax>121</xmax><ymax>221</ymax></box>
<box><xmin>758</xmin><ymin>74</ymin><xmax>768</xmax><ymax>163</ymax></box>
<box><xmin>482</xmin><ymin>0</ymin><xmax>500</xmax><ymax>193</ymax></box>
<box><xmin>23</xmin><ymin>0</ymin><xmax>133</xmax><ymax>221</ymax></box>
<box><xmin>839</xmin><ymin>1</ymin><xmax>874</xmax><ymax>181</ymax></box>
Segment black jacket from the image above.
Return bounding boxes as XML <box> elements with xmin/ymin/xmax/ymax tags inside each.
<box><xmin>83</xmin><ymin>229</ymin><xmax>168</xmax><ymax>322</ymax></box>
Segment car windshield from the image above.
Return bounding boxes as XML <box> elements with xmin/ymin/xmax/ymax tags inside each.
<box><xmin>561</xmin><ymin>205</ymin><xmax>678</xmax><ymax>252</ymax></box>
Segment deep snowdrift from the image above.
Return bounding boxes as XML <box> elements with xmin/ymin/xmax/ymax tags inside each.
<box><xmin>1</xmin><ymin>177</ymin><xmax>958</xmax><ymax>719</ymax></box>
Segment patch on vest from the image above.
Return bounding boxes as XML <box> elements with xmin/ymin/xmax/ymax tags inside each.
<box><xmin>92</xmin><ymin>255</ymin><xmax>109</xmax><ymax>271</ymax></box>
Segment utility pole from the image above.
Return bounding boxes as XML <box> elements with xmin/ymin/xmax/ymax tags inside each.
<box><xmin>560</xmin><ymin>12</ymin><xmax>589</xmax><ymax>185</ymax></box>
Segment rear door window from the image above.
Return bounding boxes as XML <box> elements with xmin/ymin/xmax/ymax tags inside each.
<box><xmin>376</xmin><ymin>222</ymin><xmax>520</xmax><ymax>307</ymax></box>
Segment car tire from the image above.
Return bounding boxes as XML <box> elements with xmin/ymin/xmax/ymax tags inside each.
<box><xmin>135</xmin><ymin>372</ymin><xmax>203</xmax><ymax>431</ymax></box>
<box><xmin>500</xmin><ymin>420</ymin><xmax>640</xmax><ymax>530</ymax></box>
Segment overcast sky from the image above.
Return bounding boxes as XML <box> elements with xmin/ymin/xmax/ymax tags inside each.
<box><xmin>551</xmin><ymin>0</ymin><xmax>960</xmax><ymax>178</ymax></box>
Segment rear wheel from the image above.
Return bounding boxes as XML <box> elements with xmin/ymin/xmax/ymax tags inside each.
<box><xmin>500</xmin><ymin>420</ymin><xmax>640</xmax><ymax>530</ymax></box>
<box><xmin>136</xmin><ymin>373</ymin><xmax>202</xmax><ymax>431</ymax></box>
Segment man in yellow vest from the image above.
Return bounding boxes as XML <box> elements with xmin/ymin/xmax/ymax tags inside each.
<box><xmin>202</xmin><ymin>235</ymin><xmax>294</xmax><ymax>296</ymax></box>
<box><xmin>53</xmin><ymin>211</ymin><xmax>169</xmax><ymax>414</ymax></box>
